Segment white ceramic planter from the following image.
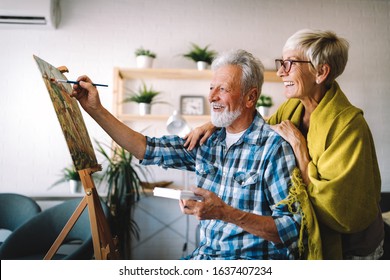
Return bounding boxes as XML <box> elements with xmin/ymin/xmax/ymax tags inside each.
<box><xmin>196</xmin><ymin>61</ymin><xmax>208</xmax><ymax>70</ymax></box>
<box><xmin>258</xmin><ymin>106</ymin><xmax>270</xmax><ymax>117</ymax></box>
<box><xmin>139</xmin><ymin>103</ymin><xmax>151</xmax><ymax>115</ymax></box>
<box><xmin>69</xmin><ymin>180</ymin><xmax>82</xmax><ymax>194</ymax></box>
<box><xmin>136</xmin><ymin>55</ymin><xmax>154</xmax><ymax>68</ymax></box>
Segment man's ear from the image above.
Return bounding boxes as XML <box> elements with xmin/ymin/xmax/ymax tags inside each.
<box><xmin>316</xmin><ymin>64</ymin><xmax>330</xmax><ymax>84</ymax></box>
<box><xmin>246</xmin><ymin>88</ymin><xmax>258</xmax><ymax>108</ymax></box>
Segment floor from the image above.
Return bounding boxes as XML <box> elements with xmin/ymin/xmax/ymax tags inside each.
<box><xmin>131</xmin><ymin>193</ymin><xmax>199</xmax><ymax>260</ymax></box>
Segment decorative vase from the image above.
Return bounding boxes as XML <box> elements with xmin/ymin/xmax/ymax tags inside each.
<box><xmin>136</xmin><ymin>55</ymin><xmax>154</xmax><ymax>68</ymax></box>
<box><xmin>69</xmin><ymin>180</ymin><xmax>82</xmax><ymax>194</ymax></box>
<box><xmin>258</xmin><ymin>106</ymin><xmax>270</xmax><ymax>117</ymax></box>
<box><xmin>139</xmin><ymin>103</ymin><xmax>151</xmax><ymax>115</ymax></box>
<box><xmin>196</xmin><ymin>61</ymin><xmax>208</xmax><ymax>70</ymax></box>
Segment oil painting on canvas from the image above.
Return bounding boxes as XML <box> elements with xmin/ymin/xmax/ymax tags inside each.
<box><xmin>33</xmin><ymin>55</ymin><xmax>98</xmax><ymax>170</ymax></box>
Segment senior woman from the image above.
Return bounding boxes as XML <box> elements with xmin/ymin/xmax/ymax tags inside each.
<box><xmin>184</xmin><ymin>29</ymin><xmax>384</xmax><ymax>259</ymax></box>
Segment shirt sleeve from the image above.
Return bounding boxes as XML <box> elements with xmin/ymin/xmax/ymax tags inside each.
<box><xmin>264</xmin><ymin>139</ymin><xmax>302</xmax><ymax>255</ymax></box>
<box><xmin>140</xmin><ymin>135</ymin><xmax>197</xmax><ymax>172</ymax></box>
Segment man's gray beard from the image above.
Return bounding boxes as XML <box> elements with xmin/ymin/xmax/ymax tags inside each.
<box><xmin>211</xmin><ymin>108</ymin><xmax>242</xmax><ymax>127</ymax></box>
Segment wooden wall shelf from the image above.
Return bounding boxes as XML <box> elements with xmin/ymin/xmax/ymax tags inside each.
<box><xmin>118</xmin><ymin>114</ymin><xmax>210</xmax><ymax>122</ymax></box>
<box><xmin>113</xmin><ymin>67</ymin><xmax>281</xmax><ymax>119</ymax></box>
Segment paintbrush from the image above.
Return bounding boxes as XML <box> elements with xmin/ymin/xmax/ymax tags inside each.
<box><xmin>50</xmin><ymin>78</ymin><xmax>108</xmax><ymax>87</ymax></box>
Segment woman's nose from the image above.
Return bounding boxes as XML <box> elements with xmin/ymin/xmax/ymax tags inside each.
<box><xmin>277</xmin><ymin>66</ymin><xmax>286</xmax><ymax>77</ymax></box>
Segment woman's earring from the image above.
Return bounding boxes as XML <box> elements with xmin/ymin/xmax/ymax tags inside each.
<box><xmin>316</xmin><ymin>79</ymin><xmax>320</xmax><ymax>84</ymax></box>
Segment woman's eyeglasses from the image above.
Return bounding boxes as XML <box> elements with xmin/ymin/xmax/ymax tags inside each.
<box><xmin>275</xmin><ymin>59</ymin><xmax>312</xmax><ymax>73</ymax></box>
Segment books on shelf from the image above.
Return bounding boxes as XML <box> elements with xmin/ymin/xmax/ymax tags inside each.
<box><xmin>153</xmin><ymin>187</ymin><xmax>204</xmax><ymax>201</ymax></box>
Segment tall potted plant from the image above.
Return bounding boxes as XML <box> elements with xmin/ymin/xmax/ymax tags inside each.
<box><xmin>135</xmin><ymin>47</ymin><xmax>156</xmax><ymax>68</ymax></box>
<box><xmin>123</xmin><ymin>82</ymin><xmax>163</xmax><ymax>115</ymax></box>
<box><xmin>95</xmin><ymin>141</ymin><xmax>149</xmax><ymax>259</ymax></box>
<box><xmin>182</xmin><ymin>43</ymin><xmax>217</xmax><ymax>70</ymax></box>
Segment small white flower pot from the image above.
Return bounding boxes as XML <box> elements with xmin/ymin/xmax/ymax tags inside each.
<box><xmin>69</xmin><ymin>180</ymin><xmax>82</xmax><ymax>194</ymax></box>
<box><xmin>136</xmin><ymin>55</ymin><xmax>154</xmax><ymax>68</ymax></box>
<box><xmin>139</xmin><ymin>103</ymin><xmax>151</xmax><ymax>115</ymax></box>
<box><xmin>258</xmin><ymin>106</ymin><xmax>270</xmax><ymax>117</ymax></box>
<box><xmin>196</xmin><ymin>61</ymin><xmax>208</xmax><ymax>70</ymax></box>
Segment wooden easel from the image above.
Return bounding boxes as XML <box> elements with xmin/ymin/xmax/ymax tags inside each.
<box><xmin>43</xmin><ymin>166</ymin><xmax>119</xmax><ymax>260</ymax></box>
<box><xmin>34</xmin><ymin>62</ymin><xmax>119</xmax><ymax>260</ymax></box>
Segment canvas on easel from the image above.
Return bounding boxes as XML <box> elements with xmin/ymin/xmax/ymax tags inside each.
<box><xmin>34</xmin><ymin>55</ymin><xmax>97</xmax><ymax>170</ymax></box>
<box><xmin>33</xmin><ymin>55</ymin><xmax>119</xmax><ymax>260</ymax></box>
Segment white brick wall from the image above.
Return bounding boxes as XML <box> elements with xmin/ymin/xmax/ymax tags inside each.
<box><xmin>0</xmin><ymin>0</ymin><xmax>389</xmax><ymax>258</ymax></box>
<box><xmin>1</xmin><ymin>0</ymin><xmax>389</xmax><ymax>194</ymax></box>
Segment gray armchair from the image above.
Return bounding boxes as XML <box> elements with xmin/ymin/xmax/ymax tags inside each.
<box><xmin>0</xmin><ymin>198</ymin><xmax>109</xmax><ymax>260</ymax></box>
<box><xmin>380</xmin><ymin>192</ymin><xmax>390</xmax><ymax>260</ymax></box>
<box><xmin>0</xmin><ymin>193</ymin><xmax>41</xmax><ymax>247</ymax></box>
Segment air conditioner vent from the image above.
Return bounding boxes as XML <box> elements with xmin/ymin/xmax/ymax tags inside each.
<box><xmin>0</xmin><ymin>16</ymin><xmax>47</xmax><ymax>25</ymax></box>
<box><xmin>0</xmin><ymin>0</ymin><xmax>60</xmax><ymax>29</ymax></box>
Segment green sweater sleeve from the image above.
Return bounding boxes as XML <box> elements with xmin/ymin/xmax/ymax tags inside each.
<box><xmin>267</xmin><ymin>84</ymin><xmax>381</xmax><ymax>234</ymax></box>
<box><xmin>307</xmin><ymin>111</ymin><xmax>381</xmax><ymax>233</ymax></box>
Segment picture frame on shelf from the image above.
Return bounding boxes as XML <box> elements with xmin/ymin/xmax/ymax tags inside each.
<box><xmin>180</xmin><ymin>95</ymin><xmax>205</xmax><ymax>115</ymax></box>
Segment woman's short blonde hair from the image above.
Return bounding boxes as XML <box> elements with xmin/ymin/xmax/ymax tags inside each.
<box><xmin>283</xmin><ymin>29</ymin><xmax>349</xmax><ymax>85</ymax></box>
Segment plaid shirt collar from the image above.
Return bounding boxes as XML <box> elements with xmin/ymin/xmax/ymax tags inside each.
<box><xmin>213</xmin><ymin>111</ymin><xmax>266</xmax><ymax>147</ymax></box>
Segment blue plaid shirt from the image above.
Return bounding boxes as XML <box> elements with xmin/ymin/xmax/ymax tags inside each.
<box><xmin>141</xmin><ymin>112</ymin><xmax>301</xmax><ymax>259</ymax></box>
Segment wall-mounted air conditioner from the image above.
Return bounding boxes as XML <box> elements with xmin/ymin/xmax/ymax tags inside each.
<box><xmin>0</xmin><ymin>0</ymin><xmax>61</xmax><ymax>29</ymax></box>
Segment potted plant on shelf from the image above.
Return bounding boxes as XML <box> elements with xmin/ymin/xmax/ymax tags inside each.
<box><xmin>135</xmin><ymin>47</ymin><xmax>156</xmax><ymax>69</ymax></box>
<box><xmin>256</xmin><ymin>94</ymin><xmax>274</xmax><ymax>117</ymax></box>
<box><xmin>123</xmin><ymin>82</ymin><xmax>164</xmax><ymax>115</ymax></box>
<box><xmin>95</xmin><ymin>141</ymin><xmax>150</xmax><ymax>259</ymax></box>
<box><xmin>50</xmin><ymin>165</ymin><xmax>82</xmax><ymax>194</ymax></box>
<box><xmin>182</xmin><ymin>43</ymin><xmax>217</xmax><ymax>70</ymax></box>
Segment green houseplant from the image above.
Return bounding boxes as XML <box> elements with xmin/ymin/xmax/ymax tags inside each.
<box><xmin>50</xmin><ymin>165</ymin><xmax>82</xmax><ymax>194</ymax></box>
<box><xmin>135</xmin><ymin>47</ymin><xmax>156</xmax><ymax>58</ymax></box>
<box><xmin>256</xmin><ymin>94</ymin><xmax>274</xmax><ymax>117</ymax></box>
<box><xmin>96</xmin><ymin>141</ymin><xmax>149</xmax><ymax>259</ymax></box>
<box><xmin>182</xmin><ymin>43</ymin><xmax>217</xmax><ymax>70</ymax></box>
<box><xmin>123</xmin><ymin>82</ymin><xmax>163</xmax><ymax>115</ymax></box>
<box><xmin>135</xmin><ymin>47</ymin><xmax>156</xmax><ymax>68</ymax></box>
